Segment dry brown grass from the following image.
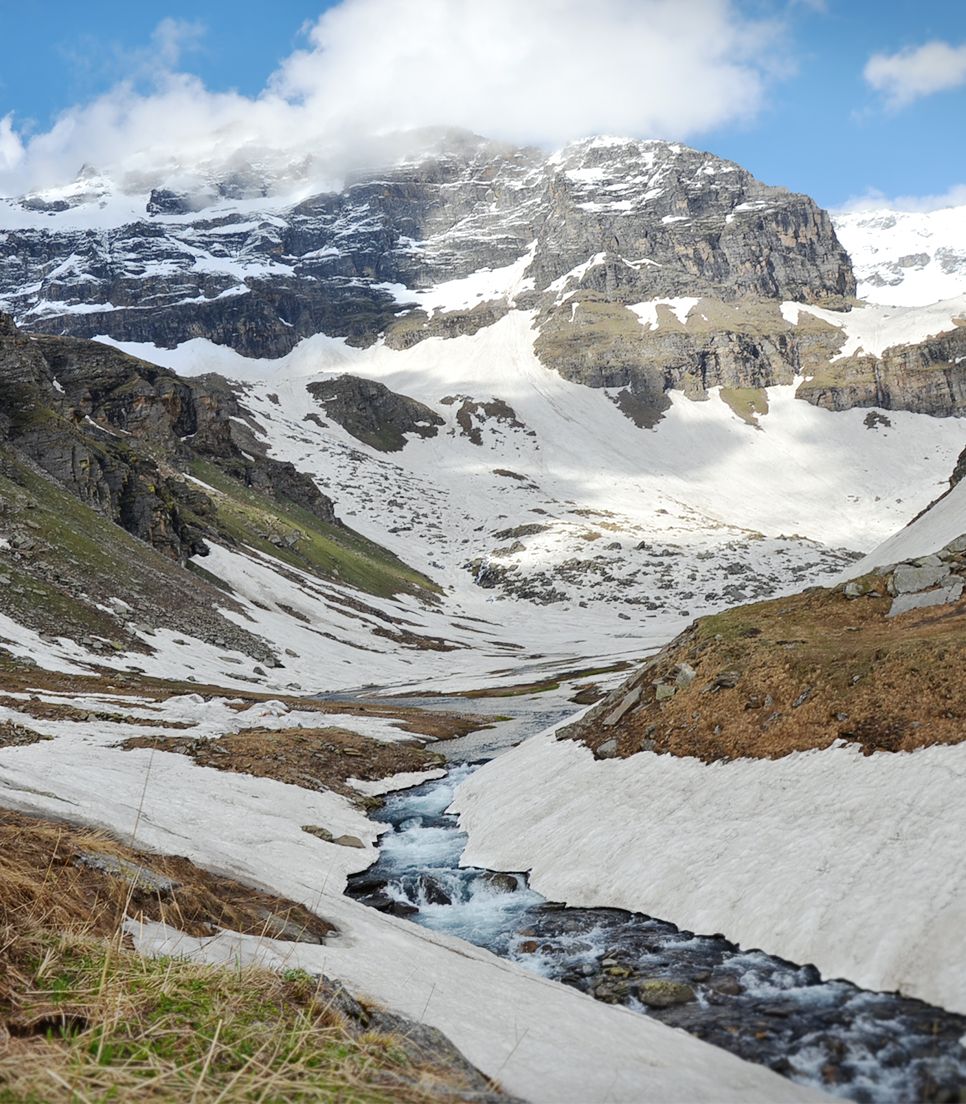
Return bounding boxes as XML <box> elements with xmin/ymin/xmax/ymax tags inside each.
<box><xmin>0</xmin><ymin>811</ymin><xmax>509</xmax><ymax>1104</ymax></box>
<box><xmin>568</xmin><ymin>582</ymin><xmax>966</xmax><ymax>762</ymax></box>
<box><xmin>0</xmin><ymin>811</ymin><xmax>335</xmax><ymax>944</ymax></box>
<box><xmin>120</xmin><ymin>727</ymin><xmax>447</xmax><ymax>802</ymax></box>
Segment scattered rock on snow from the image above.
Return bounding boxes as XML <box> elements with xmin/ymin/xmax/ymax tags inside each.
<box><xmin>332</xmin><ymin>834</ymin><xmax>366</xmax><ymax>849</ymax></box>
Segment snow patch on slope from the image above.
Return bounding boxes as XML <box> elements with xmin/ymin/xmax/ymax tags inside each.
<box><xmin>847</xmin><ymin>478</ymin><xmax>966</xmax><ymax>576</ymax></box>
<box><xmin>377</xmin><ymin>243</ymin><xmax>537</xmax><ymax>314</ymax></box>
<box><xmin>629</xmin><ymin>296</ymin><xmax>701</xmax><ymax>328</ymax></box>
<box><xmin>104</xmin><ymin>313</ymin><xmax>966</xmax><ymax>550</ymax></box>
<box><xmin>0</xmin><ymin>703</ymin><xmax>822</xmax><ymax>1104</ymax></box>
<box><xmin>782</xmin><ymin>296</ymin><xmax>966</xmax><ymax>359</ymax></box>
<box><xmin>78</xmin><ymin>312</ymin><xmax>966</xmax><ymax>696</ymax></box>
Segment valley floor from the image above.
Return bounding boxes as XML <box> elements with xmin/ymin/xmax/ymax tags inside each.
<box><xmin>0</xmin><ymin>666</ymin><xmax>824</xmax><ymax>1103</ymax></box>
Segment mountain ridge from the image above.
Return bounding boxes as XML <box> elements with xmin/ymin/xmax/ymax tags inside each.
<box><xmin>0</xmin><ymin>134</ymin><xmax>964</xmax><ymax>697</ymax></box>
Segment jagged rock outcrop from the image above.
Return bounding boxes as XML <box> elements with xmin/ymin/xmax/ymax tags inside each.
<box><xmin>0</xmin><ymin>133</ymin><xmax>853</xmax><ymax>367</ymax></box>
<box><xmin>796</xmin><ymin>323</ymin><xmax>966</xmax><ymax>415</ymax></box>
<box><xmin>306</xmin><ymin>375</ymin><xmax>443</xmax><ymax>452</ymax></box>
<box><xmin>384</xmin><ymin>301</ymin><xmax>510</xmax><ymax>350</ymax></box>
<box><xmin>0</xmin><ymin>315</ymin><xmax>335</xmax><ymax>560</ymax></box>
<box><xmin>951</xmin><ymin>445</ymin><xmax>966</xmax><ymax>489</ymax></box>
<box><xmin>441</xmin><ymin>395</ymin><xmax>531</xmax><ymax>445</ymax></box>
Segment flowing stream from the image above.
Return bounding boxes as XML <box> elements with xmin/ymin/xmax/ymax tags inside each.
<box><xmin>343</xmin><ymin>693</ymin><xmax>966</xmax><ymax>1104</ymax></box>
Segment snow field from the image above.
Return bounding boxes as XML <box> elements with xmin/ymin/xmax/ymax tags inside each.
<box><xmin>0</xmin><ymin>696</ymin><xmax>824</xmax><ymax>1103</ymax></box>
<box><xmin>833</xmin><ymin>205</ymin><xmax>966</xmax><ymax>307</ymax></box>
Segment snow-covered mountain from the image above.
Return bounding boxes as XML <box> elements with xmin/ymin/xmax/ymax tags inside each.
<box><xmin>1</xmin><ymin>132</ymin><xmax>965</xmax><ymax>693</ymax></box>
<box><xmin>0</xmin><ymin>132</ymin><xmax>852</xmax><ymax>357</ymax></box>
<box><xmin>3</xmin><ymin>131</ymin><xmax>966</xmax><ymax>1104</ymax></box>
<box><xmin>833</xmin><ymin>203</ymin><xmax>966</xmax><ymax>307</ymax></box>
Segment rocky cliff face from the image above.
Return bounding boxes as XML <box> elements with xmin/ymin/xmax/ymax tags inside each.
<box><xmin>534</xmin><ymin>296</ymin><xmax>844</xmax><ymax>424</ymax></box>
<box><xmin>0</xmin><ymin>133</ymin><xmax>853</xmax><ymax>364</ymax></box>
<box><xmin>5</xmin><ymin>131</ymin><xmax>965</xmax><ymax>422</ymax></box>
<box><xmin>796</xmin><ymin>323</ymin><xmax>966</xmax><ymax>416</ymax></box>
<box><xmin>528</xmin><ymin>140</ymin><xmax>853</xmax><ymax>304</ymax></box>
<box><xmin>0</xmin><ymin>315</ymin><xmax>335</xmax><ymax>562</ymax></box>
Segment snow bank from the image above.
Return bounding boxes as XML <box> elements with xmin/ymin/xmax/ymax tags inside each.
<box><xmin>452</xmin><ymin>732</ymin><xmax>966</xmax><ymax>1015</ymax></box>
<box><xmin>0</xmin><ymin>723</ymin><xmax>822</xmax><ymax>1102</ymax></box>
<box><xmin>108</xmin><ymin>312</ymin><xmax>966</xmax><ymax>553</ymax></box>
<box><xmin>127</xmin><ymin>918</ymin><xmax>823</xmax><ymax>1104</ymax></box>
<box><xmin>349</xmin><ymin>768</ymin><xmax>447</xmax><ymax>795</ymax></box>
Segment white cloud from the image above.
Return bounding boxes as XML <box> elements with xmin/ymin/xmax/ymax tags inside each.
<box><xmin>0</xmin><ymin>114</ymin><xmax>24</xmax><ymax>173</ymax></box>
<box><xmin>274</xmin><ymin>0</ymin><xmax>777</xmax><ymax>144</ymax></box>
<box><xmin>835</xmin><ymin>183</ymin><xmax>966</xmax><ymax>214</ymax></box>
<box><xmin>150</xmin><ymin>18</ymin><xmax>206</xmax><ymax>70</ymax></box>
<box><xmin>0</xmin><ymin>0</ymin><xmax>782</xmax><ymax>197</ymax></box>
<box><xmin>864</xmin><ymin>40</ymin><xmax>966</xmax><ymax>108</ymax></box>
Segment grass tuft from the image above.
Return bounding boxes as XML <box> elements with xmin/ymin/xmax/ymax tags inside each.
<box><xmin>0</xmin><ymin>811</ymin><xmax>505</xmax><ymax>1103</ymax></box>
<box><xmin>0</xmin><ymin>928</ymin><xmax>481</xmax><ymax>1102</ymax></box>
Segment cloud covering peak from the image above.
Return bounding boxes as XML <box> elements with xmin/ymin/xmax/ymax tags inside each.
<box><xmin>0</xmin><ymin>0</ymin><xmax>779</xmax><ymax>197</ymax></box>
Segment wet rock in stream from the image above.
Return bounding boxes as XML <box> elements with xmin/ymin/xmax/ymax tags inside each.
<box><xmin>345</xmin><ymin>766</ymin><xmax>966</xmax><ymax>1103</ymax></box>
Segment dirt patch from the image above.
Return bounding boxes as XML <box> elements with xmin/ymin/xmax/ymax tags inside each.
<box><xmin>429</xmin><ymin>661</ymin><xmax>633</xmax><ymax>700</ymax></box>
<box><xmin>565</xmin><ymin>583</ymin><xmax>966</xmax><ymax>762</ymax></box>
<box><xmin>570</xmin><ymin>682</ymin><xmax>606</xmax><ymax>705</ymax></box>
<box><xmin>121</xmin><ymin>727</ymin><xmax>447</xmax><ymax>801</ymax></box>
<box><xmin>371</xmin><ymin>624</ymin><xmax>460</xmax><ymax>652</ymax></box>
<box><xmin>345</xmin><ymin>706</ymin><xmax>489</xmax><ymax>742</ymax></box>
<box><xmin>0</xmin><ymin>693</ymin><xmax>193</xmax><ymax>727</ymax></box>
<box><xmin>0</xmin><ymin>668</ymin><xmax>491</xmax><ymax>743</ymax></box>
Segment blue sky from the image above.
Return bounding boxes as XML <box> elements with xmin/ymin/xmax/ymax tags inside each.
<box><xmin>714</xmin><ymin>0</ymin><xmax>966</xmax><ymax>207</ymax></box>
<box><xmin>0</xmin><ymin>0</ymin><xmax>963</xmax><ymax>208</ymax></box>
<box><xmin>0</xmin><ymin>2</ymin><xmax>326</xmax><ymax>125</ymax></box>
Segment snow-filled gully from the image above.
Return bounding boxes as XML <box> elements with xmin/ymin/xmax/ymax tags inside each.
<box><xmin>346</xmin><ymin>747</ymin><xmax>966</xmax><ymax>1104</ymax></box>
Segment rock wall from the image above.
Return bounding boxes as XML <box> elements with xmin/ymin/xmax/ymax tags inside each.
<box><xmin>0</xmin><ymin>134</ymin><xmax>854</xmax><ymax>362</ymax></box>
<box><xmin>0</xmin><ymin>315</ymin><xmax>336</xmax><ymax>561</ymax></box>
<box><xmin>796</xmin><ymin>323</ymin><xmax>966</xmax><ymax>415</ymax></box>
<box><xmin>534</xmin><ymin>296</ymin><xmax>845</xmax><ymax>421</ymax></box>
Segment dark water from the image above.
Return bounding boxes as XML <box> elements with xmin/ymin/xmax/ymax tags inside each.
<box><xmin>347</xmin><ymin>765</ymin><xmax>966</xmax><ymax>1104</ymax></box>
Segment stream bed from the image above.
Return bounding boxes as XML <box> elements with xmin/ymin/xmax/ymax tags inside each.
<box><xmin>346</xmin><ymin>763</ymin><xmax>966</xmax><ymax>1103</ymax></box>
